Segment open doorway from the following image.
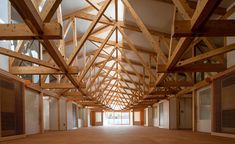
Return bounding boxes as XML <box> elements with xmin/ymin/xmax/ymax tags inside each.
<box><xmin>104</xmin><ymin>112</ymin><xmax>130</xmax><ymax>126</ymax></box>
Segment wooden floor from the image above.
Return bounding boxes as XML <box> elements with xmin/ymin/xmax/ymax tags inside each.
<box><xmin>2</xmin><ymin>126</ymin><xmax>235</xmax><ymax>144</ymax></box>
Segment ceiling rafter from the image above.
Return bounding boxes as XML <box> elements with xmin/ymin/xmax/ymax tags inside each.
<box><xmin>2</xmin><ymin>0</ymin><xmax>233</xmax><ymax>110</ymax></box>
<box><xmin>67</xmin><ymin>0</ymin><xmax>112</xmax><ymax>65</ymax></box>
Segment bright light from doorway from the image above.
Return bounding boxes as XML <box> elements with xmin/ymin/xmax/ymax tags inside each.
<box><xmin>103</xmin><ymin>111</ymin><xmax>130</xmax><ymax>126</ymax></box>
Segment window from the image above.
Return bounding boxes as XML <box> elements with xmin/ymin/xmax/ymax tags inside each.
<box><xmin>95</xmin><ymin>112</ymin><xmax>102</xmax><ymax>122</ymax></box>
<box><xmin>104</xmin><ymin>112</ymin><xmax>130</xmax><ymax>125</ymax></box>
<box><xmin>134</xmin><ymin>112</ymin><xmax>140</xmax><ymax>122</ymax></box>
<box><xmin>198</xmin><ymin>88</ymin><xmax>211</xmax><ymax>120</ymax></box>
<box><xmin>121</xmin><ymin>112</ymin><xmax>129</xmax><ymax>125</ymax></box>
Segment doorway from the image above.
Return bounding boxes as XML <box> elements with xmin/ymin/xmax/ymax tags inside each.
<box><xmin>104</xmin><ymin>112</ymin><xmax>130</xmax><ymax>125</ymax></box>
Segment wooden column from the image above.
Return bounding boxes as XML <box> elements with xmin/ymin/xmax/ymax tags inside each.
<box><xmin>39</xmin><ymin>93</ymin><xmax>44</xmax><ymax>133</ymax></box>
<box><xmin>192</xmin><ymin>90</ymin><xmax>197</xmax><ymax>132</ymax></box>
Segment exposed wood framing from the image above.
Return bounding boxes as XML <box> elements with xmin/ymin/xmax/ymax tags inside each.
<box><xmin>1</xmin><ymin>0</ymin><xmax>233</xmax><ymax>110</ymax></box>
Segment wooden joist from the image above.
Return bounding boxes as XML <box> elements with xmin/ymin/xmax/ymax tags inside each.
<box><xmin>0</xmin><ymin>23</ymin><xmax>62</xmax><ymax>40</ymax></box>
<box><xmin>159</xmin><ymin>81</ymin><xmax>193</xmax><ymax>87</ymax></box>
<box><xmin>41</xmin><ymin>0</ymin><xmax>63</xmax><ymax>22</ymax></box>
<box><xmin>41</xmin><ymin>83</ymin><xmax>86</xmax><ymax>89</ymax></box>
<box><xmin>154</xmin><ymin>0</ymin><xmax>226</xmax><ymax>16</ymax></box>
<box><xmin>191</xmin><ymin>0</ymin><xmax>222</xmax><ymax>31</ymax></box>
<box><xmin>143</xmin><ymin>95</ymin><xmax>166</xmax><ymax>100</ymax></box>
<box><xmin>150</xmin><ymin>0</ymin><xmax>223</xmax><ymax>94</ymax></box>
<box><xmin>10</xmin><ymin>0</ymin><xmax>86</xmax><ymax>96</ymax></box>
<box><xmin>122</xmin><ymin>0</ymin><xmax>167</xmax><ymax>63</ymax></box>
<box><xmin>64</xmin><ymin>11</ymin><xmax>170</xmax><ymax>38</ymax></box>
<box><xmin>77</xmin><ymin>26</ymin><xmax>116</xmax><ymax>83</ymax></box>
<box><xmin>67</xmin><ymin>0</ymin><xmax>112</xmax><ymax>65</ymax></box>
<box><xmin>6</xmin><ymin>0</ymin><xmax>234</xmax><ymax>110</ymax></box>
<box><xmin>0</xmin><ymin>47</ymin><xmax>59</xmax><ymax>70</ymax></box>
<box><xmin>173</xmin><ymin>20</ymin><xmax>235</xmax><ymax>37</ymax></box>
<box><xmin>66</xmin><ymin>35</ymin><xmax>156</xmax><ymax>55</ymax></box>
<box><xmin>158</xmin><ymin>63</ymin><xmax>227</xmax><ymax>73</ymax></box>
<box><xmin>177</xmin><ymin>43</ymin><xmax>235</xmax><ymax>67</ymax></box>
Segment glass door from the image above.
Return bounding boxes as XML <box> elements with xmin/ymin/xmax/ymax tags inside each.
<box><xmin>104</xmin><ymin>112</ymin><xmax>130</xmax><ymax>125</ymax></box>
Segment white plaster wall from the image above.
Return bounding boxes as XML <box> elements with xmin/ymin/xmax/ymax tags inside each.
<box><xmin>152</xmin><ymin>100</ymin><xmax>169</xmax><ymax>129</ymax></box>
<box><xmin>49</xmin><ymin>97</ymin><xmax>59</xmax><ymax>130</ymax></box>
<box><xmin>81</xmin><ymin>108</ymin><xmax>91</xmax><ymax>127</ymax></box>
<box><xmin>43</xmin><ymin>98</ymin><xmax>50</xmax><ymax>130</ymax></box>
<box><xmin>25</xmin><ymin>89</ymin><xmax>40</xmax><ymax>135</ymax></box>
<box><xmin>144</xmin><ymin>107</ymin><xmax>153</xmax><ymax>126</ymax></box>
<box><xmin>66</xmin><ymin>101</ymin><xmax>73</xmax><ymax>130</ymax></box>
<box><xmin>144</xmin><ymin>108</ymin><xmax>148</xmax><ymax>126</ymax></box>
<box><xmin>153</xmin><ymin>103</ymin><xmax>159</xmax><ymax>127</ymax></box>
<box><xmin>159</xmin><ymin>100</ymin><xmax>170</xmax><ymax>129</ymax></box>
<box><xmin>87</xmin><ymin>109</ymin><xmax>91</xmax><ymax>127</ymax></box>
<box><xmin>169</xmin><ymin>97</ymin><xmax>178</xmax><ymax>130</ymax></box>
<box><xmin>130</xmin><ymin>111</ymin><xmax>133</xmax><ymax>126</ymax></box>
<box><xmin>163</xmin><ymin>100</ymin><xmax>170</xmax><ymax>129</ymax></box>
<box><xmin>59</xmin><ymin>98</ymin><xmax>67</xmax><ymax>130</ymax></box>
<box><xmin>78</xmin><ymin>106</ymin><xmax>83</xmax><ymax>128</ymax></box>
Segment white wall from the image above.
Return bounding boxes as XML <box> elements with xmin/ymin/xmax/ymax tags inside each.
<box><xmin>144</xmin><ymin>107</ymin><xmax>153</xmax><ymax>126</ymax></box>
<box><xmin>153</xmin><ymin>103</ymin><xmax>158</xmax><ymax>127</ymax></box>
<box><xmin>153</xmin><ymin>100</ymin><xmax>169</xmax><ymax>129</ymax></box>
<box><xmin>81</xmin><ymin>108</ymin><xmax>91</xmax><ymax>127</ymax></box>
<box><xmin>160</xmin><ymin>100</ymin><xmax>169</xmax><ymax>129</ymax></box>
<box><xmin>25</xmin><ymin>89</ymin><xmax>40</xmax><ymax>135</ymax></box>
<box><xmin>66</xmin><ymin>102</ymin><xmax>83</xmax><ymax>129</ymax></box>
<box><xmin>43</xmin><ymin>97</ymin><xmax>50</xmax><ymax>130</ymax></box>
<box><xmin>130</xmin><ymin>111</ymin><xmax>133</xmax><ymax>126</ymax></box>
<box><xmin>49</xmin><ymin>97</ymin><xmax>59</xmax><ymax>130</ymax></box>
<box><xmin>78</xmin><ymin>106</ymin><xmax>83</xmax><ymax>128</ymax></box>
<box><xmin>59</xmin><ymin>98</ymin><xmax>67</xmax><ymax>130</ymax></box>
<box><xmin>66</xmin><ymin>101</ymin><xmax>73</xmax><ymax>130</ymax></box>
<box><xmin>169</xmin><ymin>97</ymin><xmax>178</xmax><ymax>129</ymax></box>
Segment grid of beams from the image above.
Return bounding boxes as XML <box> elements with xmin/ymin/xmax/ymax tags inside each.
<box><xmin>0</xmin><ymin>0</ymin><xmax>234</xmax><ymax>110</ymax></box>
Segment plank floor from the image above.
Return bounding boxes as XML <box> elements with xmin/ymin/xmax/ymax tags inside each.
<box><xmin>2</xmin><ymin>126</ymin><xmax>235</xmax><ymax>144</ymax></box>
